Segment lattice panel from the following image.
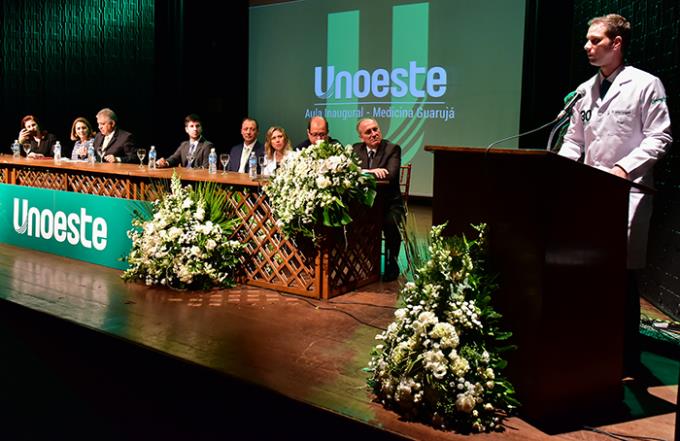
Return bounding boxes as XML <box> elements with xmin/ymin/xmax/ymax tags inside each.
<box><xmin>68</xmin><ymin>174</ymin><xmax>131</xmax><ymax>199</ymax></box>
<box><xmin>325</xmin><ymin>220</ymin><xmax>382</xmax><ymax>298</ymax></box>
<box><xmin>226</xmin><ymin>187</ymin><xmax>318</xmax><ymax>296</ymax></box>
<box><xmin>16</xmin><ymin>169</ymin><xmax>67</xmax><ymax>190</ymax></box>
<box><xmin>0</xmin><ymin>168</ymin><xmax>8</xmax><ymax>184</ymax></box>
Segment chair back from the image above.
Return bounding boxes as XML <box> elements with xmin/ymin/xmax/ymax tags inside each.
<box><xmin>399</xmin><ymin>163</ymin><xmax>412</xmax><ymax>203</ymax></box>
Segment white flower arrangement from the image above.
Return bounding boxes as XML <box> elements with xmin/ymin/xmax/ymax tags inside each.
<box><xmin>264</xmin><ymin>139</ymin><xmax>376</xmax><ymax>240</ymax></box>
<box><xmin>122</xmin><ymin>173</ymin><xmax>244</xmax><ymax>290</ymax></box>
<box><xmin>367</xmin><ymin>223</ymin><xmax>518</xmax><ymax>433</ymax></box>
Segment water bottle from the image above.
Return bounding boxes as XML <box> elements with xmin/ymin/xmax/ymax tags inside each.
<box><xmin>248</xmin><ymin>150</ymin><xmax>257</xmax><ymax>179</ymax></box>
<box><xmin>208</xmin><ymin>148</ymin><xmax>217</xmax><ymax>174</ymax></box>
<box><xmin>11</xmin><ymin>140</ymin><xmax>20</xmax><ymax>158</ymax></box>
<box><xmin>148</xmin><ymin>145</ymin><xmax>157</xmax><ymax>169</ymax></box>
<box><xmin>87</xmin><ymin>140</ymin><xmax>96</xmax><ymax>164</ymax></box>
<box><xmin>53</xmin><ymin>141</ymin><xmax>62</xmax><ymax>163</ymax></box>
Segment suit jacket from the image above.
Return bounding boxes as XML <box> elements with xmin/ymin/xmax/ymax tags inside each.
<box><xmin>93</xmin><ymin>128</ymin><xmax>136</xmax><ymax>163</ymax></box>
<box><xmin>166</xmin><ymin>137</ymin><xmax>213</xmax><ymax>168</ymax></box>
<box><xmin>227</xmin><ymin>141</ymin><xmax>264</xmax><ymax>173</ymax></box>
<box><xmin>352</xmin><ymin>140</ymin><xmax>402</xmax><ymax>191</ymax></box>
<box><xmin>24</xmin><ymin>132</ymin><xmax>57</xmax><ymax>157</ymax></box>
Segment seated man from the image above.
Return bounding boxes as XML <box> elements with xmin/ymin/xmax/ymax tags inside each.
<box><xmin>156</xmin><ymin>114</ymin><xmax>213</xmax><ymax>168</ymax></box>
<box><xmin>228</xmin><ymin>117</ymin><xmax>264</xmax><ymax>173</ymax></box>
<box><xmin>352</xmin><ymin>118</ymin><xmax>405</xmax><ymax>282</ymax></box>
<box><xmin>93</xmin><ymin>108</ymin><xmax>136</xmax><ymax>163</ymax></box>
<box><xmin>295</xmin><ymin>116</ymin><xmax>341</xmax><ymax>150</ymax></box>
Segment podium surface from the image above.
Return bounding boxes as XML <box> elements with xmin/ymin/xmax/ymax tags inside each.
<box><xmin>427</xmin><ymin>145</ymin><xmax>634</xmax><ymax>426</ymax></box>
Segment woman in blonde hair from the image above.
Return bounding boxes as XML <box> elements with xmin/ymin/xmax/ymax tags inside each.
<box><xmin>69</xmin><ymin>117</ymin><xmax>96</xmax><ymax>160</ymax></box>
<box><xmin>263</xmin><ymin>126</ymin><xmax>292</xmax><ymax>175</ymax></box>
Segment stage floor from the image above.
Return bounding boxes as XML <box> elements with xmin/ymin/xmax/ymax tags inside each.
<box><xmin>0</xmin><ymin>241</ymin><xmax>676</xmax><ymax>440</ymax></box>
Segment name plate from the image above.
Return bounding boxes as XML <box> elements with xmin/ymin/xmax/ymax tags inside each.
<box><xmin>0</xmin><ymin>183</ymin><xmax>150</xmax><ymax>270</ymax></box>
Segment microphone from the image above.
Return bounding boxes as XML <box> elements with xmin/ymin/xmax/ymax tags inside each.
<box><xmin>556</xmin><ymin>89</ymin><xmax>585</xmax><ymax>120</ymax></box>
<box><xmin>486</xmin><ymin>87</ymin><xmax>584</xmax><ymax>151</ymax></box>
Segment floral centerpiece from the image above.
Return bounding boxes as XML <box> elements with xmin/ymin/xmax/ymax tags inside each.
<box><xmin>367</xmin><ymin>223</ymin><xmax>518</xmax><ymax>433</ymax></box>
<box><xmin>122</xmin><ymin>174</ymin><xmax>244</xmax><ymax>290</ymax></box>
<box><xmin>264</xmin><ymin>139</ymin><xmax>376</xmax><ymax>240</ymax></box>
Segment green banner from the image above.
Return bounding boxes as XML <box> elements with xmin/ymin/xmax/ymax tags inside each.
<box><xmin>0</xmin><ymin>184</ymin><xmax>148</xmax><ymax>270</ymax></box>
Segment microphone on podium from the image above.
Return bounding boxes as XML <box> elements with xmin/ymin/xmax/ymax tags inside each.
<box><xmin>486</xmin><ymin>87</ymin><xmax>585</xmax><ymax>152</ymax></box>
<box><xmin>556</xmin><ymin>88</ymin><xmax>585</xmax><ymax>120</ymax></box>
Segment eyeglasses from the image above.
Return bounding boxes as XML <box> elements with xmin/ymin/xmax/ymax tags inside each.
<box><xmin>309</xmin><ymin>132</ymin><xmax>328</xmax><ymax>138</ymax></box>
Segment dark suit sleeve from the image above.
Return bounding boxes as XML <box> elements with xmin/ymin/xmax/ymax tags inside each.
<box><xmin>352</xmin><ymin>143</ymin><xmax>368</xmax><ymax>168</ymax></box>
<box><xmin>120</xmin><ymin>132</ymin><xmax>137</xmax><ymax>163</ymax></box>
<box><xmin>227</xmin><ymin>145</ymin><xmax>241</xmax><ymax>171</ymax></box>
<box><xmin>37</xmin><ymin>133</ymin><xmax>58</xmax><ymax>156</ymax></box>
<box><xmin>195</xmin><ymin>141</ymin><xmax>213</xmax><ymax>169</ymax></box>
<box><xmin>166</xmin><ymin>143</ymin><xmax>185</xmax><ymax>167</ymax></box>
<box><xmin>383</xmin><ymin>143</ymin><xmax>402</xmax><ymax>186</ymax></box>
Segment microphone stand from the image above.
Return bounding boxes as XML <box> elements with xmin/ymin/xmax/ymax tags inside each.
<box><xmin>486</xmin><ymin>117</ymin><xmax>558</xmax><ymax>153</ymax></box>
<box><xmin>545</xmin><ymin>115</ymin><xmax>570</xmax><ymax>152</ymax></box>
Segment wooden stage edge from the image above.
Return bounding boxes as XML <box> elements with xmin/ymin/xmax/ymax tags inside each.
<box><xmin>0</xmin><ymin>244</ymin><xmax>676</xmax><ymax>441</ymax></box>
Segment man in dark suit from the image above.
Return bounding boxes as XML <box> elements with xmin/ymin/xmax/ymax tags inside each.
<box><xmin>228</xmin><ymin>117</ymin><xmax>264</xmax><ymax>173</ymax></box>
<box><xmin>94</xmin><ymin>108</ymin><xmax>136</xmax><ymax>163</ymax></box>
<box><xmin>295</xmin><ymin>116</ymin><xmax>341</xmax><ymax>150</ymax></box>
<box><xmin>156</xmin><ymin>114</ymin><xmax>213</xmax><ymax>169</ymax></box>
<box><xmin>352</xmin><ymin>118</ymin><xmax>405</xmax><ymax>282</ymax></box>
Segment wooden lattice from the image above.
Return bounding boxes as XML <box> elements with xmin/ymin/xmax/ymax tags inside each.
<box><xmin>69</xmin><ymin>173</ymin><xmax>131</xmax><ymax>199</ymax></box>
<box><xmin>1</xmin><ymin>159</ymin><xmax>381</xmax><ymax>299</ymax></box>
<box><xmin>15</xmin><ymin>169</ymin><xmax>68</xmax><ymax>190</ymax></box>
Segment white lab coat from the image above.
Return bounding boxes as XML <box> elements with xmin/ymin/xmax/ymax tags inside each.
<box><xmin>560</xmin><ymin>65</ymin><xmax>672</xmax><ymax>268</ymax></box>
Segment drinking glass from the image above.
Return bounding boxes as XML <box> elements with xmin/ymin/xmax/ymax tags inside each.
<box><xmin>220</xmin><ymin>153</ymin><xmax>230</xmax><ymax>174</ymax></box>
<box><xmin>258</xmin><ymin>155</ymin><xmax>268</xmax><ymax>177</ymax></box>
<box><xmin>22</xmin><ymin>143</ymin><xmax>31</xmax><ymax>157</ymax></box>
<box><xmin>137</xmin><ymin>148</ymin><xmax>146</xmax><ymax>168</ymax></box>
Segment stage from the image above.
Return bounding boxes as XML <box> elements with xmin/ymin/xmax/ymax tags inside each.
<box><xmin>0</xmin><ymin>242</ymin><xmax>676</xmax><ymax>440</ymax></box>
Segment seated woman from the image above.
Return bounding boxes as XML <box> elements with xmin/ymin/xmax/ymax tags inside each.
<box><xmin>69</xmin><ymin>117</ymin><xmax>96</xmax><ymax>160</ymax></box>
<box><xmin>17</xmin><ymin>115</ymin><xmax>57</xmax><ymax>158</ymax></box>
<box><xmin>263</xmin><ymin>126</ymin><xmax>292</xmax><ymax>176</ymax></box>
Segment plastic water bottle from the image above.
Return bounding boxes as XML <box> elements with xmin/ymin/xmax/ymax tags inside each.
<box><xmin>87</xmin><ymin>140</ymin><xmax>96</xmax><ymax>164</ymax></box>
<box><xmin>11</xmin><ymin>140</ymin><xmax>20</xmax><ymax>158</ymax></box>
<box><xmin>208</xmin><ymin>148</ymin><xmax>217</xmax><ymax>174</ymax></box>
<box><xmin>148</xmin><ymin>145</ymin><xmax>157</xmax><ymax>169</ymax></box>
<box><xmin>53</xmin><ymin>141</ymin><xmax>62</xmax><ymax>163</ymax></box>
<box><xmin>248</xmin><ymin>150</ymin><xmax>257</xmax><ymax>179</ymax></box>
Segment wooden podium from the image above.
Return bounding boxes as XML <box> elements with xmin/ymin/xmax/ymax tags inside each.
<box><xmin>426</xmin><ymin>146</ymin><xmax>641</xmax><ymax>426</ymax></box>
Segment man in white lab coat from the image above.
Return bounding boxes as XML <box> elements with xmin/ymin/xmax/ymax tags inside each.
<box><xmin>560</xmin><ymin>14</ymin><xmax>672</xmax><ymax>377</ymax></box>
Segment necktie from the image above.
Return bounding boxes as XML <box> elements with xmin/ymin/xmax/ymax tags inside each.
<box><xmin>102</xmin><ymin>135</ymin><xmax>111</xmax><ymax>151</ymax></box>
<box><xmin>600</xmin><ymin>79</ymin><xmax>611</xmax><ymax>99</ymax></box>
<box><xmin>189</xmin><ymin>142</ymin><xmax>197</xmax><ymax>156</ymax></box>
<box><xmin>367</xmin><ymin>150</ymin><xmax>375</xmax><ymax>168</ymax></box>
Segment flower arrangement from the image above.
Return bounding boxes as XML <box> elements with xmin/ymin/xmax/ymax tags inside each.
<box><xmin>122</xmin><ymin>173</ymin><xmax>244</xmax><ymax>290</ymax></box>
<box><xmin>367</xmin><ymin>223</ymin><xmax>518</xmax><ymax>433</ymax></box>
<box><xmin>264</xmin><ymin>139</ymin><xmax>376</xmax><ymax>240</ymax></box>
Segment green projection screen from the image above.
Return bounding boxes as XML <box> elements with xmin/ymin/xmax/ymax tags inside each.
<box><xmin>249</xmin><ymin>0</ymin><xmax>526</xmax><ymax>197</ymax></box>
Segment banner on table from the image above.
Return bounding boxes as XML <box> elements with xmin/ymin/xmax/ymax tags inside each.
<box><xmin>0</xmin><ymin>184</ymin><xmax>150</xmax><ymax>270</ymax></box>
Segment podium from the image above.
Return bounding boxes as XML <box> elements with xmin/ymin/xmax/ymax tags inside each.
<box><xmin>426</xmin><ymin>146</ymin><xmax>641</xmax><ymax>426</ymax></box>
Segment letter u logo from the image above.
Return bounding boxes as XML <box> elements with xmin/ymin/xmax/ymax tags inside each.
<box><xmin>13</xmin><ymin>198</ymin><xmax>28</xmax><ymax>234</ymax></box>
<box><xmin>322</xmin><ymin>4</ymin><xmax>430</xmax><ymax>163</ymax></box>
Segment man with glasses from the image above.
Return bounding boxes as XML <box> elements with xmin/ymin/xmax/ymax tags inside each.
<box><xmin>295</xmin><ymin>116</ymin><xmax>341</xmax><ymax>150</ymax></box>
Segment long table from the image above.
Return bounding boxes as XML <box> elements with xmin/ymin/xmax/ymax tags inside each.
<box><xmin>0</xmin><ymin>155</ymin><xmax>382</xmax><ymax>299</ymax></box>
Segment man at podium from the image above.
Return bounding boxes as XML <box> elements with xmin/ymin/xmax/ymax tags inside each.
<box><xmin>559</xmin><ymin>14</ymin><xmax>672</xmax><ymax>376</ymax></box>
